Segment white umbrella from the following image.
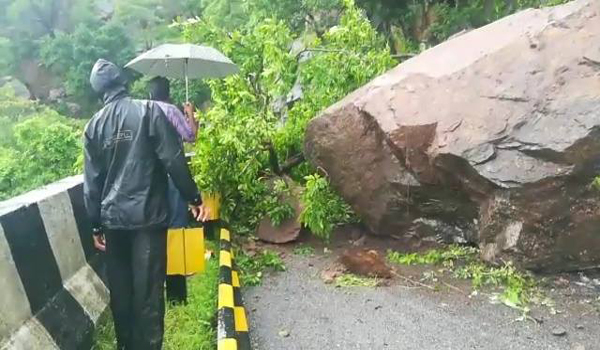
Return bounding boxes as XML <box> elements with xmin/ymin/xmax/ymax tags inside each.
<box><xmin>125</xmin><ymin>43</ymin><xmax>239</xmax><ymax>101</ymax></box>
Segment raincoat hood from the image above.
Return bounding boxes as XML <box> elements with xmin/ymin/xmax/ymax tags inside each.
<box><xmin>89</xmin><ymin>59</ymin><xmax>127</xmax><ymax>104</ymax></box>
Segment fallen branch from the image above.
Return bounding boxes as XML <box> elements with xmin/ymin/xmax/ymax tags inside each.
<box><xmin>442</xmin><ymin>281</ymin><xmax>467</xmax><ymax>295</ymax></box>
<box><xmin>391</xmin><ymin>270</ymin><xmax>436</xmax><ymax>291</ymax></box>
<box><xmin>280</xmin><ymin>153</ymin><xmax>305</xmax><ymax>174</ymax></box>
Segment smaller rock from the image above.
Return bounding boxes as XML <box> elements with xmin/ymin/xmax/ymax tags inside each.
<box><xmin>257</xmin><ymin>177</ymin><xmax>303</xmax><ymax>244</ymax></box>
<box><xmin>278</xmin><ymin>330</ymin><xmax>290</xmax><ymax>338</ymax></box>
<box><xmin>576</xmin><ymin>324</ymin><xmax>584</xmax><ymax>330</ymax></box>
<box><xmin>551</xmin><ymin>327</ymin><xmax>567</xmax><ymax>337</ymax></box>
<box><xmin>340</xmin><ymin>248</ymin><xmax>393</xmax><ymax>278</ymax></box>
<box><xmin>571</xmin><ymin>343</ymin><xmax>585</xmax><ymax>350</ymax></box>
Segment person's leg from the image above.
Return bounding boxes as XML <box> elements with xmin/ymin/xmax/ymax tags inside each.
<box><xmin>105</xmin><ymin>230</ymin><xmax>134</xmax><ymax>350</ymax></box>
<box><xmin>166</xmin><ymin>176</ymin><xmax>189</xmax><ymax>304</ymax></box>
<box><xmin>131</xmin><ymin>228</ymin><xmax>167</xmax><ymax>350</ymax></box>
<box><xmin>166</xmin><ymin>275</ymin><xmax>187</xmax><ymax>304</ymax></box>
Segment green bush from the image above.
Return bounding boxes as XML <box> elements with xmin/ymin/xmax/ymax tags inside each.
<box><xmin>299</xmin><ymin>174</ymin><xmax>357</xmax><ymax>240</ymax></box>
<box><xmin>0</xmin><ymin>89</ymin><xmax>82</xmax><ymax>200</ymax></box>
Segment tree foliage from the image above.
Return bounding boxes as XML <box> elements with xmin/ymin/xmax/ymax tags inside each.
<box><xmin>300</xmin><ymin>174</ymin><xmax>357</xmax><ymax>240</ymax></box>
<box><xmin>113</xmin><ymin>0</ymin><xmax>195</xmax><ymax>49</ymax></box>
<box><xmin>0</xmin><ymin>0</ymin><xmax>574</xmax><ymax>229</ymax></box>
<box><xmin>353</xmin><ymin>0</ymin><xmax>570</xmax><ymax>52</ymax></box>
<box><xmin>182</xmin><ymin>0</ymin><xmax>393</xmax><ymax>236</ymax></box>
<box><xmin>3</xmin><ymin>0</ymin><xmax>96</xmax><ymax>38</ymax></box>
<box><xmin>0</xmin><ymin>0</ymin><xmax>98</xmax><ymax>97</ymax></box>
<box><xmin>0</xmin><ymin>88</ymin><xmax>82</xmax><ymax>200</ymax></box>
<box><xmin>40</xmin><ymin>22</ymin><xmax>135</xmax><ymax>105</ymax></box>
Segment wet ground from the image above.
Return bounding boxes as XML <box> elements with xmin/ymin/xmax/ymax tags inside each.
<box><xmin>243</xmin><ymin>234</ymin><xmax>600</xmax><ymax>350</ymax></box>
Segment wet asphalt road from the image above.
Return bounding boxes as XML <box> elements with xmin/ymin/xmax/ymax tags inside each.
<box><xmin>244</xmin><ymin>254</ymin><xmax>599</xmax><ymax>350</ymax></box>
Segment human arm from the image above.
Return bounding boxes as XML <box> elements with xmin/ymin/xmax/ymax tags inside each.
<box><xmin>82</xmin><ymin>126</ymin><xmax>106</xmax><ymax>250</ymax></box>
<box><xmin>183</xmin><ymin>102</ymin><xmax>199</xmax><ymax>142</ymax></box>
<box><xmin>159</xmin><ymin>102</ymin><xmax>197</xmax><ymax>143</ymax></box>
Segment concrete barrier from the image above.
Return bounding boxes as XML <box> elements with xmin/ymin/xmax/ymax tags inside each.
<box><xmin>217</xmin><ymin>228</ymin><xmax>251</xmax><ymax>350</ymax></box>
<box><xmin>0</xmin><ymin>175</ymin><xmax>108</xmax><ymax>350</ymax></box>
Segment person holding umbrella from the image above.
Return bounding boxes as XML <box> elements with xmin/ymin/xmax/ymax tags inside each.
<box><xmin>147</xmin><ymin>76</ymin><xmax>199</xmax><ymax>304</ymax></box>
<box><xmin>84</xmin><ymin>59</ymin><xmax>210</xmax><ymax>350</ymax></box>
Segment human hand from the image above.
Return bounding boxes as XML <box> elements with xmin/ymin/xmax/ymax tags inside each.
<box><xmin>93</xmin><ymin>233</ymin><xmax>106</xmax><ymax>252</ymax></box>
<box><xmin>184</xmin><ymin>102</ymin><xmax>195</xmax><ymax>120</ymax></box>
<box><xmin>190</xmin><ymin>204</ymin><xmax>210</xmax><ymax>222</ymax></box>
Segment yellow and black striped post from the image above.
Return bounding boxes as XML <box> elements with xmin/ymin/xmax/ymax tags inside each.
<box><xmin>218</xmin><ymin>228</ymin><xmax>251</xmax><ymax>350</ymax></box>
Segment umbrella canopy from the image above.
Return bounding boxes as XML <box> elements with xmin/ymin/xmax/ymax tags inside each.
<box><xmin>125</xmin><ymin>43</ymin><xmax>239</xmax><ymax>100</ymax></box>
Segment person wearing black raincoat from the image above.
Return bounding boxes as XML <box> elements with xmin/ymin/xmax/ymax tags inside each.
<box><xmin>83</xmin><ymin>59</ymin><xmax>209</xmax><ymax>350</ymax></box>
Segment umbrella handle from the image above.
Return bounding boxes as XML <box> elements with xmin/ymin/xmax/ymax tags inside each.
<box><xmin>185</xmin><ymin>58</ymin><xmax>189</xmax><ymax>103</ymax></box>
<box><xmin>186</xmin><ymin>75</ymin><xmax>189</xmax><ymax>103</ymax></box>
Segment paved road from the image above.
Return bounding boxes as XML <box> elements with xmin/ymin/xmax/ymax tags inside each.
<box><xmin>244</xmin><ymin>254</ymin><xmax>599</xmax><ymax>350</ymax></box>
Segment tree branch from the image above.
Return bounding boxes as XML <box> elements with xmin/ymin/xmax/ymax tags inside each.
<box><xmin>391</xmin><ymin>53</ymin><xmax>417</xmax><ymax>60</ymax></box>
<box><xmin>296</xmin><ymin>48</ymin><xmax>417</xmax><ymax>62</ymax></box>
<box><xmin>264</xmin><ymin>142</ymin><xmax>281</xmax><ymax>175</ymax></box>
<box><xmin>280</xmin><ymin>153</ymin><xmax>305</xmax><ymax>174</ymax></box>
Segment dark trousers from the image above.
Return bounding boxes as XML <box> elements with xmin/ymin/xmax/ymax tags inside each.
<box><xmin>166</xmin><ymin>275</ymin><xmax>187</xmax><ymax>304</ymax></box>
<box><xmin>105</xmin><ymin>228</ymin><xmax>167</xmax><ymax>350</ymax></box>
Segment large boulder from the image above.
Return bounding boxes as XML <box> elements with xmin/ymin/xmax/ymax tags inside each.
<box><xmin>304</xmin><ymin>0</ymin><xmax>600</xmax><ymax>272</ymax></box>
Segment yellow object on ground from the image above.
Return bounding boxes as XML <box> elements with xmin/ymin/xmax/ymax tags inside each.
<box><xmin>202</xmin><ymin>192</ymin><xmax>221</xmax><ymax>220</ymax></box>
<box><xmin>166</xmin><ymin>227</ymin><xmax>205</xmax><ymax>276</ymax></box>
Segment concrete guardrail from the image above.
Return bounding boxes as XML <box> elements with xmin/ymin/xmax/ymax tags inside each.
<box><xmin>0</xmin><ymin>175</ymin><xmax>108</xmax><ymax>350</ymax></box>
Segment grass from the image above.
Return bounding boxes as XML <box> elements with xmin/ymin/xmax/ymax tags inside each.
<box><xmin>293</xmin><ymin>245</ymin><xmax>315</xmax><ymax>256</ymax></box>
<box><xmin>235</xmin><ymin>248</ymin><xmax>285</xmax><ymax>286</ymax></box>
<box><xmin>92</xmin><ymin>244</ymin><xmax>220</xmax><ymax>350</ymax></box>
<box><xmin>387</xmin><ymin>245</ymin><xmax>478</xmax><ymax>267</ymax></box>
<box><xmin>335</xmin><ymin>273</ymin><xmax>380</xmax><ymax>287</ymax></box>
<box><xmin>387</xmin><ymin>245</ymin><xmax>541</xmax><ymax>314</ymax></box>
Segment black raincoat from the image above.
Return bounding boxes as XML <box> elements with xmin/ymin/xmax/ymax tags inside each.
<box><xmin>83</xmin><ymin>59</ymin><xmax>201</xmax><ymax>232</ymax></box>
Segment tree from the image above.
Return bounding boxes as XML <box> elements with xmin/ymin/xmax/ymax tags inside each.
<box><xmin>0</xmin><ymin>0</ymin><xmax>98</xmax><ymax>99</ymax></box>
<box><xmin>181</xmin><ymin>0</ymin><xmax>393</xmax><ymax>236</ymax></box>
<box><xmin>0</xmin><ymin>37</ymin><xmax>15</xmax><ymax>77</ymax></box>
<box><xmin>40</xmin><ymin>21</ymin><xmax>135</xmax><ymax>108</ymax></box>
<box><xmin>113</xmin><ymin>0</ymin><xmax>186</xmax><ymax>50</ymax></box>
<box><xmin>4</xmin><ymin>0</ymin><xmax>96</xmax><ymax>38</ymax></box>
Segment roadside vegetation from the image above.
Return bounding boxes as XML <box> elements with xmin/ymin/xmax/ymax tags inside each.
<box><xmin>335</xmin><ymin>273</ymin><xmax>380</xmax><ymax>288</ymax></box>
<box><xmin>93</xmin><ymin>244</ymin><xmax>219</xmax><ymax>350</ymax></box>
<box><xmin>236</xmin><ymin>249</ymin><xmax>286</xmax><ymax>286</ymax></box>
<box><xmin>387</xmin><ymin>246</ymin><xmax>548</xmax><ymax>317</ymax></box>
<box><xmin>0</xmin><ymin>0</ymin><xmax>570</xmax><ymax>243</ymax></box>
<box><xmin>0</xmin><ymin>0</ymin><xmax>578</xmax><ymax>346</ymax></box>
